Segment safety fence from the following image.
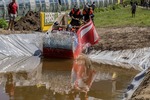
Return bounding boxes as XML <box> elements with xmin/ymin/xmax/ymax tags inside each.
<box><xmin>0</xmin><ymin>0</ymin><xmax>118</xmax><ymax>19</ymax></box>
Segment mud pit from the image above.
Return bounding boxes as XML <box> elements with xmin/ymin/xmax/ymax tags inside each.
<box><xmin>0</xmin><ymin>26</ymin><xmax>150</xmax><ymax>99</ymax></box>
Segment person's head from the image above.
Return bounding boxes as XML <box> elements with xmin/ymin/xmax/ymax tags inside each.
<box><xmin>93</xmin><ymin>1</ymin><xmax>95</xmax><ymax>4</ymax></box>
<box><xmin>54</xmin><ymin>21</ymin><xmax>59</xmax><ymax>26</ymax></box>
<box><xmin>84</xmin><ymin>5</ymin><xmax>89</xmax><ymax>11</ymax></box>
<box><xmin>12</xmin><ymin>0</ymin><xmax>16</xmax><ymax>3</ymax></box>
<box><xmin>74</xmin><ymin>5</ymin><xmax>79</xmax><ymax>11</ymax></box>
<box><xmin>134</xmin><ymin>2</ymin><xmax>137</xmax><ymax>4</ymax></box>
<box><xmin>52</xmin><ymin>21</ymin><xmax>60</xmax><ymax>30</ymax></box>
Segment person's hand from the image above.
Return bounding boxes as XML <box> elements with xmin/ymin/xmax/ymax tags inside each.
<box><xmin>75</xmin><ymin>18</ymin><xmax>79</xmax><ymax>21</ymax></box>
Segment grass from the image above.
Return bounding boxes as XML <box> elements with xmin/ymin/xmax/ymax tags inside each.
<box><xmin>94</xmin><ymin>6</ymin><xmax>150</xmax><ymax>28</ymax></box>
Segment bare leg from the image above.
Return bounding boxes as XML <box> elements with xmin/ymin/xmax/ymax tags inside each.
<box><xmin>7</xmin><ymin>20</ymin><xmax>11</xmax><ymax>30</ymax></box>
<box><xmin>10</xmin><ymin>20</ymin><xmax>13</xmax><ymax>30</ymax></box>
<box><xmin>11</xmin><ymin>20</ymin><xmax>14</xmax><ymax>31</ymax></box>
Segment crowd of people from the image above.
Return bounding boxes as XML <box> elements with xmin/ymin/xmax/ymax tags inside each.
<box><xmin>69</xmin><ymin>2</ymin><xmax>95</xmax><ymax>28</ymax></box>
<box><xmin>52</xmin><ymin>2</ymin><xmax>96</xmax><ymax>32</ymax></box>
<box><xmin>69</xmin><ymin>2</ymin><xmax>95</xmax><ymax>26</ymax></box>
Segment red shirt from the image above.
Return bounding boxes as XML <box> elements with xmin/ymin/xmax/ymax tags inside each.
<box><xmin>8</xmin><ymin>2</ymin><xmax>18</xmax><ymax>14</ymax></box>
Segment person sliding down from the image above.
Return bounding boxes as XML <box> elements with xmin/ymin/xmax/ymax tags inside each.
<box><xmin>69</xmin><ymin>5</ymin><xmax>82</xmax><ymax>27</ymax></box>
<box><xmin>51</xmin><ymin>21</ymin><xmax>66</xmax><ymax>32</ymax></box>
<box><xmin>82</xmin><ymin>5</ymin><xmax>94</xmax><ymax>22</ymax></box>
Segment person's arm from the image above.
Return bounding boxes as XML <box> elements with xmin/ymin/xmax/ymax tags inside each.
<box><xmin>16</xmin><ymin>4</ymin><xmax>18</xmax><ymax>16</ymax></box>
<box><xmin>8</xmin><ymin>3</ymin><xmax>10</xmax><ymax>15</ymax></box>
<box><xmin>89</xmin><ymin>10</ymin><xmax>94</xmax><ymax>18</ymax></box>
<box><xmin>79</xmin><ymin>11</ymin><xmax>83</xmax><ymax>20</ymax></box>
<box><xmin>69</xmin><ymin>10</ymin><xmax>73</xmax><ymax>18</ymax></box>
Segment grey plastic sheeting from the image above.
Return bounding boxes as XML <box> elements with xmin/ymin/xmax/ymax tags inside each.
<box><xmin>89</xmin><ymin>48</ymin><xmax>150</xmax><ymax>71</ymax></box>
<box><xmin>0</xmin><ymin>56</ymin><xmax>41</xmax><ymax>74</ymax></box>
<box><xmin>0</xmin><ymin>33</ymin><xmax>43</xmax><ymax>57</ymax></box>
<box><xmin>88</xmin><ymin>48</ymin><xmax>150</xmax><ymax>100</ymax></box>
<box><xmin>0</xmin><ymin>33</ymin><xmax>43</xmax><ymax>74</ymax></box>
<box><xmin>0</xmin><ymin>57</ymin><xmax>42</xmax><ymax>88</ymax></box>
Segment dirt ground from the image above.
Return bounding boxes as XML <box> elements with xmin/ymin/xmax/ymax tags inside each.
<box><xmin>0</xmin><ymin>26</ymin><xmax>150</xmax><ymax>99</ymax></box>
<box><xmin>93</xmin><ymin>27</ymin><xmax>150</xmax><ymax>51</ymax></box>
<box><xmin>14</xmin><ymin>11</ymin><xmax>41</xmax><ymax>31</ymax></box>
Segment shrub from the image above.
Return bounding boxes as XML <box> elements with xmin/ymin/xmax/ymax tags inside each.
<box><xmin>99</xmin><ymin>8</ymin><xmax>105</xmax><ymax>12</ymax></box>
<box><xmin>0</xmin><ymin>19</ymin><xmax>8</xmax><ymax>29</ymax></box>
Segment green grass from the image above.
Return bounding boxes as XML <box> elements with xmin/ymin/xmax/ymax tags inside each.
<box><xmin>94</xmin><ymin>6</ymin><xmax>150</xmax><ymax>28</ymax></box>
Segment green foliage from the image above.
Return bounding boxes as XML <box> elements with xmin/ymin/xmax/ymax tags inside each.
<box><xmin>94</xmin><ymin>6</ymin><xmax>150</xmax><ymax>28</ymax></box>
<box><xmin>15</xmin><ymin>16</ymin><xmax>22</xmax><ymax>21</ymax></box>
<box><xmin>0</xmin><ymin>19</ymin><xmax>8</xmax><ymax>29</ymax></box>
<box><xmin>95</xmin><ymin>4</ymin><xmax>122</xmax><ymax>13</ymax></box>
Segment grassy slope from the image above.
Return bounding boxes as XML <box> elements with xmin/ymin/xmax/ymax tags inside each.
<box><xmin>94</xmin><ymin>6</ymin><xmax>150</xmax><ymax>28</ymax></box>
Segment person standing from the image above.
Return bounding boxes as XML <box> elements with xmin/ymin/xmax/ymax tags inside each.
<box><xmin>91</xmin><ymin>2</ymin><xmax>96</xmax><ymax>12</ymax></box>
<box><xmin>7</xmin><ymin>0</ymin><xmax>18</xmax><ymax>31</ymax></box>
<box><xmin>69</xmin><ymin>5</ymin><xmax>82</xmax><ymax>26</ymax></box>
<box><xmin>130</xmin><ymin>0</ymin><xmax>133</xmax><ymax>6</ymax></box>
<box><xmin>82</xmin><ymin>5</ymin><xmax>94</xmax><ymax>22</ymax></box>
<box><xmin>131</xmin><ymin>2</ymin><xmax>136</xmax><ymax>17</ymax></box>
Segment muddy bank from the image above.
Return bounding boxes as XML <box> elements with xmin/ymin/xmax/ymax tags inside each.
<box><xmin>131</xmin><ymin>70</ymin><xmax>150</xmax><ymax>100</ymax></box>
<box><xmin>93</xmin><ymin>27</ymin><xmax>150</xmax><ymax>51</ymax></box>
<box><xmin>14</xmin><ymin>11</ymin><xmax>41</xmax><ymax>31</ymax></box>
<box><xmin>0</xmin><ymin>29</ymin><xmax>34</xmax><ymax>34</ymax></box>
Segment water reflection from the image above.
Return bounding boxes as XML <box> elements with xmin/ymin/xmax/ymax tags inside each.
<box><xmin>0</xmin><ymin>56</ymin><xmax>138</xmax><ymax>100</ymax></box>
<box><xmin>71</xmin><ymin>54</ymin><xmax>96</xmax><ymax>98</ymax></box>
<box><xmin>70</xmin><ymin>55</ymin><xmax>121</xmax><ymax>100</ymax></box>
<box><xmin>5</xmin><ymin>73</ymin><xmax>15</xmax><ymax>99</ymax></box>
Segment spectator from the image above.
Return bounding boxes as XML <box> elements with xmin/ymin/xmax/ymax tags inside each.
<box><xmin>69</xmin><ymin>5</ymin><xmax>82</xmax><ymax>26</ymax></box>
<box><xmin>146</xmin><ymin>1</ymin><xmax>149</xmax><ymax>9</ymax></box>
<box><xmin>82</xmin><ymin>5</ymin><xmax>94</xmax><ymax>22</ymax></box>
<box><xmin>130</xmin><ymin>0</ymin><xmax>133</xmax><ymax>6</ymax></box>
<box><xmin>7</xmin><ymin>0</ymin><xmax>18</xmax><ymax>31</ymax></box>
<box><xmin>131</xmin><ymin>2</ymin><xmax>136</xmax><ymax>17</ymax></box>
<box><xmin>91</xmin><ymin>2</ymin><xmax>96</xmax><ymax>12</ymax></box>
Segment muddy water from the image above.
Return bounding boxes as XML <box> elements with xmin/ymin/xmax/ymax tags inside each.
<box><xmin>0</xmin><ymin>58</ymin><xmax>138</xmax><ymax>100</ymax></box>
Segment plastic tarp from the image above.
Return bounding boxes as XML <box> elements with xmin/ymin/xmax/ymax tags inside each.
<box><xmin>89</xmin><ymin>47</ymin><xmax>150</xmax><ymax>71</ymax></box>
<box><xmin>0</xmin><ymin>33</ymin><xmax>43</xmax><ymax>57</ymax></box>
<box><xmin>0</xmin><ymin>33</ymin><xmax>43</xmax><ymax>85</ymax></box>
<box><xmin>0</xmin><ymin>56</ymin><xmax>42</xmax><ymax>86</ymax></box>
<box><xmin>123</xmin><ymin>68</ymin><xmax>148</xmax><ymax>100</ymax></box>
<box><xmin>88</xmin><ymin>47</ymin><xmax>150</xmax><ymax>100</ymax></box>
<box><xmin>0</xmin><ymin>56</ymin><xmax>41</xmax><ymax>74</ymax></box>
